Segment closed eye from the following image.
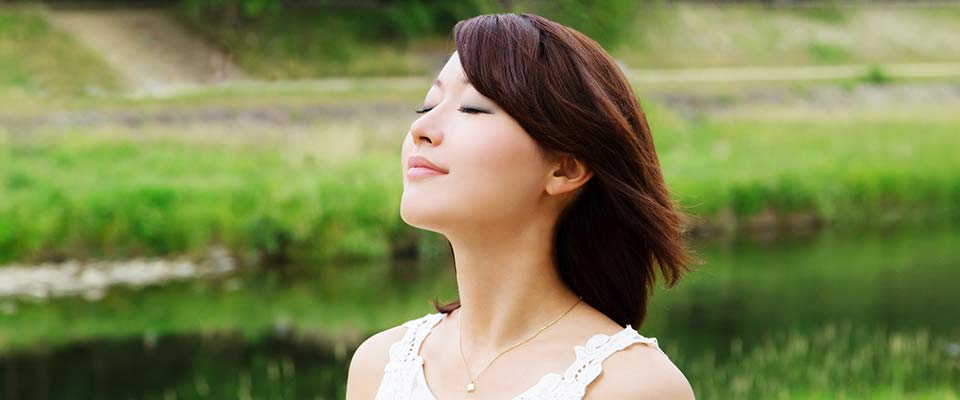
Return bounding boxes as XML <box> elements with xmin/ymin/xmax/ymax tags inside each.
<box><xmin>458</xmin><ymin>107</ymin><xmax>489</xmax><ymax>114</ymax></box>
<box><xmin>414</xmin><ymin>106</ymin><xmax>490</xmax><ymax>114</ymax></box>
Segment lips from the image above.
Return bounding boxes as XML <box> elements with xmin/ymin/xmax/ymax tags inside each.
<box><xmin>406</xmin><ymin>155</ymin><xmax>448</xmax><ymax>174</ymax></box>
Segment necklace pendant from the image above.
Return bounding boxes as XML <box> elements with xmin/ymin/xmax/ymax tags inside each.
<box><xmin>466</xmin><ymin>382</ymin><xmax>476</xmax><ymax>393</ymax></box>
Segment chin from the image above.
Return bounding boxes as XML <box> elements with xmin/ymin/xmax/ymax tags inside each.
<box><xmin>399</xmin><ymin>194</ymin><xmax>450</xmax><ymax>233</ymax></box>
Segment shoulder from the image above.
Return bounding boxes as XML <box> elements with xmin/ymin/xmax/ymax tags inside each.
<box><xmin>582</xmin><ymin>337</ymin><xmax>695</xmax><ymax>400</ymax></box>
<box><xmin>344</xmin><ymin>316</ymin><xmax>423</xmax><ymax>400</ymax></box>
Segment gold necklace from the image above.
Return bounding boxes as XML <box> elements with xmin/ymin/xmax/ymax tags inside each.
<box><xmin>458</xmin><ymin>296</ymin><xmax>583</xmax><ymax>394</ymax></box>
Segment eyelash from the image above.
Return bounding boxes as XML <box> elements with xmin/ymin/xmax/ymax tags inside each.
<box><xmin>414</xmin><ymin>106</ymin><xmax>487</xmax><ymax>114</ymax></box>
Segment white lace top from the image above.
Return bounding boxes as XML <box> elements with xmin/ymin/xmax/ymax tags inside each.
<box><xmin>374</xmin><ymin>312</ymin><xmax>669</xmax><ymax>400</ymax></box>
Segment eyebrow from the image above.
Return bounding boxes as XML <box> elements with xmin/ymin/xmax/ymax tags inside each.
<box><xmin>434</xmin><ymin>77</ymin><xmax>471</xmax><ymax>88</ymax></box>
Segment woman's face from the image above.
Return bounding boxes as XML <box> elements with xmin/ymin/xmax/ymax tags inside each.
<box><xmin>400</xmin><ymin>51</ymin><xmax>554</xmax><ymax>234</ymax></box>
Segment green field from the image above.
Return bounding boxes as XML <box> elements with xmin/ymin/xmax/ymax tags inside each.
<box><xmin>2</xmin><ymin>104</ymin><xmax>957</xmax><ymax>265</ymax></box>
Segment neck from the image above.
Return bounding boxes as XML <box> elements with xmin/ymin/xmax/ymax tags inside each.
<box><xmin>445</xmin><ymin>218</ymin><xmax>581</xmax><ymax>356</ymax></box>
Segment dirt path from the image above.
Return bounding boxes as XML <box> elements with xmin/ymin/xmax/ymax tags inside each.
<box><xmin>3</xmin><ymin>82</ymin><xmax>958</xmax><ymax>134</ymax></box>
<box><xmin>45</xmin><ymin>8</ymin><xmax>247</xmax><ymax>95</ymax></box>
<box><xmin>624</xmin><ymin>63</ymin><xmax>960</xmax><ymax>83</ymax></box>
<box><xmin>117</xmin><ymin>61</ymin><xmax>960</xmax><ymax>100</ymax></box>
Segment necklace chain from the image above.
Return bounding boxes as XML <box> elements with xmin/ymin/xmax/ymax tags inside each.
<box><xmin>457</xmin><ymin>296</ymin><xmax>583</xmax><ymax>394</ymax></box>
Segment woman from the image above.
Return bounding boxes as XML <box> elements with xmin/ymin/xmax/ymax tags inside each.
<box><xmin>347</xmin><ymin>12</ymin><xmax>695</xmax><ymax>400</ymax></box>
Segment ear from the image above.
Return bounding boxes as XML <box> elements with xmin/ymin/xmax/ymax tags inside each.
<box><xmin>545</xmin><ymin>153</ymin><xmax>592</xmax><ymax>196</ymax></box>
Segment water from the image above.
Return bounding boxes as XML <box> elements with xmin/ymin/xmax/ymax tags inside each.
<box><xmin>1</xmin><ymin>224</ymin><xmax>958</xmax><ymax>399</ymax></box>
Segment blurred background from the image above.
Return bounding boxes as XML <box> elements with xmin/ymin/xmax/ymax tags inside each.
<box><xmin>0</xmin><ymin>0</ymin><xmax>958</xmax><ymax>398</ymax></box>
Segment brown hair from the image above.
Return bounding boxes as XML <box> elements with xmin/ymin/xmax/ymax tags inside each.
<box><xmin>431</xmin><ymin>13</ymin><xmax>695</xmax><ymax>329</ymax></box>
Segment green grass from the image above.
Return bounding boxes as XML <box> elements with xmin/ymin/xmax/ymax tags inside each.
<box><xmin>614</xmin><ymin>3</ymin><xmax>960</xmax><ymax>68</ymax></box>
<box><xmin>808</xmin><ymin>41</ymin><xmax>852</xmax><ymax>64</ymax></box>
<box><xmin>863</xmin><ymin>64</ymin><xmax>894</xmax><ymax>84</ymax></box>
<box><xmin>651</xmin><ymin>109</ymin><xmax>960</xmax><ymax>231</ymax></box>
<box><xmin>0</xmin><ymin>77</ymin><xmax>431</xmax><ymax>118</ymax></box>
<box><xmin>1</xmin><ymin>106</ymin><xmax>958</xmax><ymax>265</ymax></box>
<box><xmin>0</xmin><ymin>130</ymin><xmax>406</xmax><ymax>265</ymax></box>
<box><xmin>0</xmin><ymin>2</ymin><xmax>958</xmax><ymax>91</ymax></box>
<box><xmin>175</xmin><ymin>2</ymin><xmax>960</xmax><ymax>80</ymax></box>
<box><xmin>793</xmin><ymin>4</ymin><xmax>851</xmax><ymax>25</ymax></box>
<box><xmin>0</xmin><ymin>7</ymin><xmax>120</xmax><ymax>96</ymax></box>
<box><xmin>177</xmin><ymin>8</ymin><xmax>439</xmax><ymax>79</ymax></box>
<box><xmin>0</xmin><ymin>2</ymin><xmax>958</xmax><ymax>92</ymax></box>
<box><xmin>675</xmin><ymin>323</ymin><xmax>959</xmax><ymax>399</ymax></box>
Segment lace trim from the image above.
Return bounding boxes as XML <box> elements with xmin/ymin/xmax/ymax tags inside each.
<box><xmin>376</xmin><ymin>313</ymin><xmax>666</xmax><ymax>400</ymax></box>
<box><xmin>514</xmin><ymin>325</ymin><xmax>666</xmax><ymax>399</ymax></box>
<box><xmin>375</xmin><ymin>312</ymin><xmax>444</xmax><ymax>400</ymax></box>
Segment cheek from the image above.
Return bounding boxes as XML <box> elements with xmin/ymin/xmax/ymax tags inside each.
<box><xmin>399</xmin><ymin>118</ymin><xmax>549</xmax><ymax>228</ymax></box>
<box><xmin>400</xmin><ymin>132</ymin><xmax>412</xmax><ymax>166</ymax></box>
<box><xmin>400</xmin><ymin>132</ymin><xmax>422</xmax><ymax>180</ymax></box>
<box><xmin>401</xmin><ymin>130</ymin><xmax>416</xmax><ymax>154</ymax></box>
<box><xmin>454</xmin><ymin>125</ymin><xmax>547</xmax><ymax>205</ymax></box>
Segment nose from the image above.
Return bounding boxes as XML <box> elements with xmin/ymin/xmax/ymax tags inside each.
<box><xmin>409</xmin><ymin>114</ymin><xmax>443</xmax><ymax>147</ymax></box>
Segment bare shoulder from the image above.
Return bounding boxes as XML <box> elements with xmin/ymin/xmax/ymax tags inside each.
<box><xmin>345</xmin><ymin>323</ymin><xmax>409</xmax><ymax>400</ymax></box>
<box><xmin>583</xmin><ymin>340</ymin><xmax>695</xmax><ymax>400</ymax></box>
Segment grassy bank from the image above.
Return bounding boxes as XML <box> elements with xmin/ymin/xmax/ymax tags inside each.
<box><xmin>2</xmin><ymin>3</ymin><xmax>959</xmax><ymax>92</ymax></box>
<box><xmin>1</xmin><ymin>106</ymin><xmax>957</xmax><ymax>265</ymax></box>
<box><xmin>178</xmin><ymin>2</ymin><xmax>960</xmax><ymax>80</ymax></box>
<box><xmin>614</xmin><ymin>3</ymin><xmax>960</xmax><ymax>69</ymax></box>
<box><xmin>0</xmin><ymin>7</ymin><xmax>119</xmax><ymax>96</ymax></box>
<box><xmin>656</xmin><ymin>110</ymin><xmax>960</xmax><ymax>234</ymax></box>
<box><xmin>178</xmin><ymin>8</ymin><xmax>431</xmax><ymax>79</ymax></box>
<box><xmin>177</xmin><ymin>0</ymin><xmax>643</xmax><ymax>80</ymax></box>
<box><xmin>675</xmin><ymin>323</ymin><xmax>960</xmax><ymax>399</ymax></box>
<box><xmin>0</xmin><ymin>130</ymin><xmax>405</xmax><ymax>265</ymax></box>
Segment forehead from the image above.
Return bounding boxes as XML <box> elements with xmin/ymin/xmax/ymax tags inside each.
<box><xmin>433</xmin><ymin>52</ymin><xmax>472</xmax><ymax>89</ymax></box>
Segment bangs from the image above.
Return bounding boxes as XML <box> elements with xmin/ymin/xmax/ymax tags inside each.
<box><xmin>452</xmin><ymin>14</ymin><xmax>541</xmax><ymax>103</ymax></box>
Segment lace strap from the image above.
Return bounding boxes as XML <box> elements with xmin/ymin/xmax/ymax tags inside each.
<box><xmin>375</xmin><ymin>312</ymin><xmax>445</xmax><ymax>400</ymax></box>
<box><xmin>557</xmin><ymin>325</ymin><xmax>667</xmax><ymax>398</ymax></box>
<box><xmin>390</xmin><ymin>313</ymin><xmax>445</xmax><ymax>365</ymax></box>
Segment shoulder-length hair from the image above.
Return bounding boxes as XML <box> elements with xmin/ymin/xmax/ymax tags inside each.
<box><xmin>432</xmin><ymin>13</ymin><xmax>695</xmax><ymax>329</ymax></box>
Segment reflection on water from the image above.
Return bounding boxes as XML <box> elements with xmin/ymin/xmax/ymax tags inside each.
<box><xmin>1</xmin><ymin>225</ymin><xmax>958</xmax><ymax>398</ymax></box>
<box><xmin>646</xmin><ymin>224</ymin><xmax>960</xmax><ymax>358</ymax></box>
<box><xmin>1</xmin><ymin>332</ymin><xmax>346</xmax><ymax>400</ymax></box>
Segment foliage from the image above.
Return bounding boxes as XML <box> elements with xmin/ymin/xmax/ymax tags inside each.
<box><xmin>180</xmin><ymin>0</ymin><xmax>495</xmax><ymax>41</ymax></box>
<box><xmin>0</xmin><ymin>132</ymin><xmax>405</xmax><ymax>266</ymax></box>
<box><xmin>180</xmin><ymin>0</ymin><xmax>282</xmax><ymax>19</ymax></box>
<box><xmin>178</xmin><ymin>0</ymin><xmax>496</xmax><ymax>78</ymax></box>
<box><xmin>862</xmin><ymin>65</ymin><xmax>892</xmax><ymax>84</ymax></box>
<box><xmin>513</xmin><ymin>0</ymin><xmax>647</xmax><ymax>49</ymax></box>
<box><xmin>178</xmin><ymin>0</ymin><xmax>650</xmax><ymax>78</ymax></box>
